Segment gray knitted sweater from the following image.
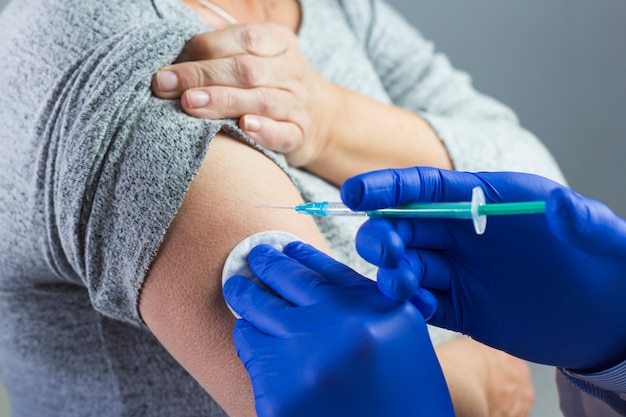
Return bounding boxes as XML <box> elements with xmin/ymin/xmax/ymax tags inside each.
<box><xmin>0</xmin><ymin>0</ymin><xmax>565</xmax><ymax>415</ymax></box>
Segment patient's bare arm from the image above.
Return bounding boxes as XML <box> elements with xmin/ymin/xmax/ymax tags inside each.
<box><xmin>139</xmin><ymin>133</ymin><xmax>330</xmax><ymax>416</ymax></box>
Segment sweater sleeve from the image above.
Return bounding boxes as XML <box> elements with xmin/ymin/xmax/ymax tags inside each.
<box><xmin>40</xmin><ymin>19</ymin><xmax>275</xmax><ymax>327</ymax></box>
<box><xmin>341</xmin><ymin>0</ymin><xmax>566</xmax><ymax>183</ymax></box>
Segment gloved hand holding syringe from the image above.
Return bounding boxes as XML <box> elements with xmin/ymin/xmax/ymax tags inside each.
<box><xmin>260</xmin><ymin>187</ymin><xmax>546</xmax><ymax>234</ymax></box>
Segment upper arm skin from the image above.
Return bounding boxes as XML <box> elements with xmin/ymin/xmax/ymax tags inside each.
<box><xmin>139</xmin><ymin>133</ymin><xmax>330</xmax><ymax>416</ymax></box>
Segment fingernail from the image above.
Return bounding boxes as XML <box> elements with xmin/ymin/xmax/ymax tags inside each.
<box><xmin>186</xmin><ymin>91</ymin><xmax>210</xmax><ymax>108</ymax></box>
<box><xmin>243</xmin><ymin>115</ymin><xmax>261</xmax><ymax>132</ymax></box>
<box><xmin>156</xmin><ymin>70</ymin><xmax>179</xmax><ymax>92</ymax></box>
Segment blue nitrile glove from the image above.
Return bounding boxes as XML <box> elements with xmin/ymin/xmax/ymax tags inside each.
<box><xmin>223</xmin><ymin>241</ymin><xmax>455</xmax><ymax>417</ymax></box>
<box><xmin>341</xmin><ymin>167</ymin><xmax>626</xmax><ymax>372</ymax></box>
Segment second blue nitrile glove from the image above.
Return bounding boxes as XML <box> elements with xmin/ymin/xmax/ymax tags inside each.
<box><xmin>223</xmin><ymin>241</ymin><xmax>455</xmax><ymax>417</ymax></box>
<box><xmin>342</xmin><ymin>167</ymin><xmax>626</xmax><ymax>372</ymax></box>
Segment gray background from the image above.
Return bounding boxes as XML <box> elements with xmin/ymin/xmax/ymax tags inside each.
<box><xmin>1</xmin><ymin>0</ymin><xmax>625</xmax><ymax>416</ymax></box>
<box><xmin>388</xmin><ymin>0</ymin><xmax>626</xmax><ymax>219</ymax></box>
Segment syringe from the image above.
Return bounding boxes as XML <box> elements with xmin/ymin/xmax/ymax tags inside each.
<box><xmin>259</xmin><ymin>187</ymin><xmax>546</xmax><ymax>234</ymax></box>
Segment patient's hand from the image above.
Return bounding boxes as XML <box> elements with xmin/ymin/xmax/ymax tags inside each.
<box><xmin>152</xmin><ymin>23</ymin><xmax>340</xmax><ymax>169</ymax></box>
<box><xmin>152</xmin><ymin>24</ymin><xmax>452</xmax><ymax>187</ymax></box>
<box><xmin>436</xmin><ymin>338</ymin><xmax>535</xmax><ymax>417</ymax></box>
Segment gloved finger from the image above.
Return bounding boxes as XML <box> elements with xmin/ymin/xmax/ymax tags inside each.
<box><xmin>239</xmin><ymin>115</ymin><xmax>305</xmax><ymax>155</ymax></box>
<box><xmin>355</xmin><ymin>218</ymin><xmax>405</xmax><ymax>268</ymax></box>
<box><xmin>233</xmin><ymin>320</ymin><xmax>292</xmax><ymax>406</ymax></box>
<box><xmin>247</xmin><ymin>244</ymin><xmax>340</xmax><ymax>305</ymax></box>
<box><xmin>375</xmin><ymin>262</ymin><xmax>437</xmax><ymax>319</ymax></box>
<box><xmin>341</xmin><ymin>167</ymin><xmax>422</xmax><ymax>211</ymax></box>
<box><xmin>411</xmin><ymin>250</ymin><xmax>456</xmax><ymax>291</ymax></box>
<box><xmin>376</xmin><ymin>259</ymin><xmax>422</xmax><ymax>302</ymax></box>
<box><xmin>341</xmin><ymin>167</ymin><xmax>482</xmax><ymax>212</ymax></box>
<box><xmin>378</xmin><ymin>250</ymin><xmax>453</xmax><ymax>292</ymax></box>
<box><xmin>424</xmin><ymin>289</ymin><xmax>461</xmax><ymax>332</ymax></box>
<box><xmin>356</xmin><ymin>218</ymin><xmax>458</xmax><ymax>268</ymax></box>
<box><xmin>547</xmin><ymin>187</ymin><xmax>626</xmax><ymax>256</ymax></box>
<box><xmin>386</xmin><ymin>218</ymin><xmax>467</xmax><ymax>250</ymax></box>
<box><xmin>232</xmin><ymin>319</ymin><xmax>277</xmax><ymax>367</ymax></box>
<box><xmin>409</xmin><ymin>287</ymin><xmax>438</xmax><ymax>321</ymax></box>
<box><xmin>283</xmin><ymin>241</ymin><xmax>369</xmax><ymax>287</ymax></box>
<box><xmin>223</xmin><ymin>275</ymin><xmax>295</xmax><ymax>336</ymax></box>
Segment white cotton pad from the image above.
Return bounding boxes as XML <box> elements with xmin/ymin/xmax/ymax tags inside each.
<box><xmin>222</xmin><ymin>230</ymin><xmax>302</xmax><ymax>318</ymax></box>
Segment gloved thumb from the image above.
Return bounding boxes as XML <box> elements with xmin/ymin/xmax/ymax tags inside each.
<box><xmin>546</xmin><ymin>187</ymin><xmax>626</xmax><ymax>255</ymax></box>
<box><xmin>341</xmin><ymin>168</ymin><xmax>425</xmax><ymax>211</ymax></box>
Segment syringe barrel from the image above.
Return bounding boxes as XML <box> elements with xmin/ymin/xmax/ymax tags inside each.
<box><xmin>367</xmin><ymin>204</ymin><xmax>473</xmax><ymax>218</ymax></box>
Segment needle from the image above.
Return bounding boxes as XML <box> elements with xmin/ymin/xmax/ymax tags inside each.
<box><xmin>256</xmin><ymin>187</ymin><xmax>546</xmax><ymax>235</ymax></box>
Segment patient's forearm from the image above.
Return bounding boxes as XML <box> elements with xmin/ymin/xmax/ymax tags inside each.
<box><xmin>436</xmin><ymin>337</ymin><xmax>535</xmax><ymax>417</ymax></box>
<box><xmin>305</xmin><ymin>85</ymin><xmax>453</xmax><ymax>186</ymax></box>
